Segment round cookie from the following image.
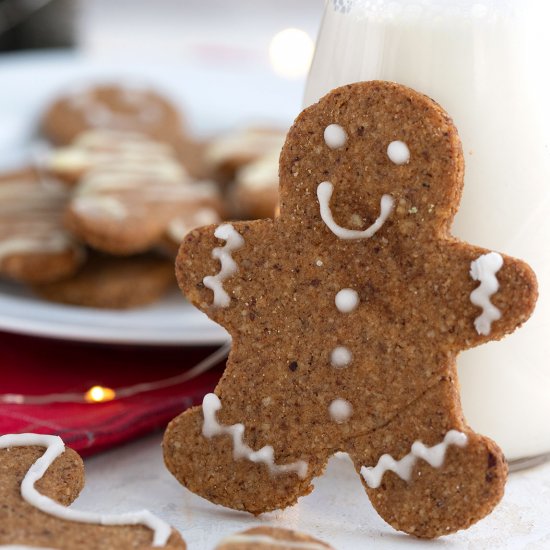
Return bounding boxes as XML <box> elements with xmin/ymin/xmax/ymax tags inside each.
<box><xmin>0</xmin><ymin>167</ymin><xmax>85</xmax><ymax>284</ymax></box>
<box><xmin>215</xmin><ymin>527</ymin><xmax>334</xmax><ymax>550</ymax></box>
<box><xmin>33</xmin><ymin>253</ymin><xmax>176</xmax><ymax>309</ymax></box>
<box><xmin>163</xmin><ymin>81</ymin><xmax>538</xmax><ymax>538</ymax></box>
<box><xmin>42</xmin><ymin>83</ymin><xmax>183</xmax><ymax>146</ymax></box>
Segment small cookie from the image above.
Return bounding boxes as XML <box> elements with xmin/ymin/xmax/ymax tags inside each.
<box><xmin>42</xmin><ymin>83</ymin><xmax>183</xmax><ymax>146</ymax></box>
<box><xmin>163</xmin><ymin>81</ymin><xmax>538</xmax><ymax>538</ymax></box>
<box><xmin>0</xmin><ymin>168</ymin><xmax>84</xmax><ymax>284</ymax></box>
<box><xmin>233</xmin><ymin>149</ymin><xmax>279</xmax><ymax>219</ymax></box>
<box><xmin>215</xmin><ymin>527</ymin><xmax>334</xmax><ymax>550</ymax></box>
<box><xmin>204</xmin><ymin>127</ymin><xmax>286</xmax><ymax>184</ymax></box>
<box><xmin>0</xmin><ymin>433</ymin><xmax>185</xmax><ymax>548</ymax></box>
<box><xmin>33</xmin><ymin>253</ymin><xmax>175</xmax><ymax>309</ymax></box>
<box><xmin>62</xmin><ymin>133</ymin><xmax>223</xmax><ymax>255</ymax></box>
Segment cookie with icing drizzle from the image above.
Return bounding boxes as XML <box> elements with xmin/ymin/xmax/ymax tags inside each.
<box><xmin>215</xmin><ymin>527</ymin><xmax>334</xmax><ymax>550</ymax></box>
<box><xmin>0</xmin><ymin>167</ymin><xmax>84</xmax><ymax>284</ymax></box>
<box><xmin>163</xmin><ymin>81</ymin><xmax>538</xmax><ymax>538</ymax></box>
<box><xmin>0</xmin><ymin>433</ymin><xmax>185</xmax><ymax>549</ymax></box>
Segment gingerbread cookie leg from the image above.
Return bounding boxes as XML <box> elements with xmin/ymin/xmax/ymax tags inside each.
<box><xmin>346</xmin><ymin>375</ymin><xmax>507</xmax><ymax>539</ymax></box>
<box><xmin>163</xmin><ymin>392</ymin><xmax>327</xmax><ymax>515</ymax></box>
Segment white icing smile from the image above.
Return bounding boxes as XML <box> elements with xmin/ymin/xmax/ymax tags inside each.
<box><xmin>202</xmin><ymin>393</ymin><xmax>308</xmax><ymax>478</ymax></box>
<box><xmin>360</xmin><ymin>430</ymin><xmax>468</xmax><ymax>488</ymax></box>
<box><xmin>317</xmin><ymin>181</ymin><xmax>394</xmax><ymax>240</ymax></box>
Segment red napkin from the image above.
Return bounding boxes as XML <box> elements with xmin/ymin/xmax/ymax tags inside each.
<box><xmin>0</xmin><ymin>331</ymin><xmax>225</xmax><ymax>455</ymax></box>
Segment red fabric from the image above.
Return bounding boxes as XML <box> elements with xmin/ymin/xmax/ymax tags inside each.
<box><xmin>0</xmin><ymin>331</ymin><xmax>224</xmax><ymax>455</ymax></box>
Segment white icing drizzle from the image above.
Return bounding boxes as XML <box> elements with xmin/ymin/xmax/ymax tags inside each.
<box><xmin>218</xmin><ymin>533</ymin><xmax>329</xmax><ymax>549</ymax></box>
<box><xmin>469</xmin><ymin>252</ymin><xmax>504</xmax><ymax>336</ymax></box>
<box><xmin>335</xmin><ymin>288</ymin><xmax>359</xmax><ymax>313</ymax></box>
<box><xmin>317</xmin><ymin>182</ymin><xmax>394</xmax><ymax>240</ymax></box>
<box><xmin>0</xmin><ymin>434</ymin><xmax>171</xmax><ymax>547</ymax></box>
<box><xmin>324</xmin><ymin>124</ymin><xmax>347</xmax><ymax>149</ymax></box>
<box><xmin>360</xmin><ymin>430</ymin><xmax>468</xmax><ymax>488</ymax></box>
<box><xmin>329</xmin><ymin>399</ymin><xmax>353</xmax><ymax>423</ymax></box>
<box><xmin>71</xmin><ymin>196</ymin><xmax>127</xmax><ymax>220</ymax></box>
<box><xmin>202</xmin><ymin>393</ymin><xmax>308</xmax><ymax>478</ymax></box>
<box><xmin>387</xmin><ymin>141</ymin><xmax>410</xmax><ymax>165</ymax></box>
<box><xmin>202</xmin><ymin>224</ymin><xmax>245</xmax><ymax>308</ymax></box>
<box><xmin>330</xmin><ymin>346</ymin><xmax>352</xmax><ymax>368</ymax></box>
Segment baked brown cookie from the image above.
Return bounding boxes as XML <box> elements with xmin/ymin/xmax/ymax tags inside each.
<box><xmin>163</xmin><ymin>81</ymin><xmax>538</xmax><ymax>538</ymax></box>
<box><xmin>42</xmin><ymin>83</ymin><xmax>183</xmax><ymax>146</ymax></box>
<box><xmin>204</xmin><ymin>127</ymin><xmax>286</xmax><ymax>184</ymax></box>
<box><xmin>62</xmin><ymin>134</ymin><xmax>223</xmax><ymax>255</ymax></box>
<box><xmin>33</xmin><ymin>253</ymin><xmax>175</xmax><ymax>309</ymax></box>
<box><xmin>0</xmin><ymin>433</ymin><xmax>185</xmax><ymax>549</ymax></box>
<box><xmin>0</xmin><ymin>167</ymin><xmax>84</xmax><ymax>283</ymax></box>
<box><xmin>215</xmin><ymin>527</ymin><xmax>334</xmax><ymax>549</ymax></box>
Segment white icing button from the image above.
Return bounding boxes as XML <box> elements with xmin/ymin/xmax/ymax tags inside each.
<box><xmin>331</xmin><ymin>346</ymin><xmax>352</xmax><ymax>368</ymax></box>
<box><xmin>329</xmin><ymin>399</ymin><xmax>353</xmax><ymax>423</ymax></box>
<box><xmin>387</xmin><ymin>141</ymin><xmax>410</xmax><ymax>165</ymax></box>
<box><xmin>324</xmin><ymin>124</ymin><xmax>347</xmax><ymax>149</ymax></box>
<box><xmin>335</xmin><ymin>288</ymin><xmax>359</xmax><ymax>313</ymax></box>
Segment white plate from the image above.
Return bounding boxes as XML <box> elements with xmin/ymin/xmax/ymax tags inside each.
<box><xmin>0</xmin><ymin>50</ymin><xmax>304</xmax><ymax>345</ymax></box>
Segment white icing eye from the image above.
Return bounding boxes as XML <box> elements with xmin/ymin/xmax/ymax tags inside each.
<box><xmin>324</xmin><ymin>124</ymin><xmax>347</xmax><ymax>149</ymax></box>
<box><xmin>335</xmin><ymin>288</ymin><xmax>359</xmax><ymax>313</ymax></box>
<box><xmin>329</xmin><ymin>398</ymin><xmax>353</xmax><ymax>423</ymax></box>
<box><xmin>387</xmin><ymin>141</ymin><xmax>410</xmax><ymax>165</ymax></box>
<box><xmin>331</xmin><ymin>346</ymin><xmax>352</xmax><ymax>368</ymax></box>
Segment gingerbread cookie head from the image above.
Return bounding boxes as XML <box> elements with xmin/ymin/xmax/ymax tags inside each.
<box><xmin>42</xmin><ymin>84</ymin><xmax>183</xmax><ymax>146</ymax></box>
<box><xmin>280</xmin><ymin>81</ymin><xmax>463</xmax><ymax>238</ymax></box>
<box><xmin>0</xmin><ymin>433</ymin><xmax>185</xmax><ymax>549</ymax></box>
<box><xmin>164</xmin><ymin>81</ymin><xmax>537</xmax><ymax>538</ymax></box>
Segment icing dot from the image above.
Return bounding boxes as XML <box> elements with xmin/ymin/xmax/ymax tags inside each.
<box><xmin>387</xmin><ymin>141</ymin><xmax>410</xmax><ymax>165</ymax></box>
<box><xmin>331</xmin><ymin>346</ymin><xmax>352</xmax><ymax>368</ymax></box>
<box><xmin>329</xmin><ymin>399</ymin><xmax>353</xmax><ymax>423</ymax></box>
<box><xmin>324</xmin><ymin>124</ymin><xmax>347</xmax><ymax>149</ymax></box>
<box><xmin>335</xmin><ymin>288</ymin><xmax>359</xmax><ymax>313</ymax></box>
<box><xmin>316</xmin><ymin>259</ymin><xmax>324</xmax><ymax>267</ymax></box>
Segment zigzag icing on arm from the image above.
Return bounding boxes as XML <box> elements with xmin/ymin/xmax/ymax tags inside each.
<box><xmin>469</xmin><ymin>252</ymin><xmax>504</xmax><ymax>335</ymax></box>
<box><xmin>203</xmin><ymin>224</ymin><xmax>245</xmax><ymax>308</ymax></box>
<box><xmin>202</xmin><ymin>393</ymin><xmax>308</xmax><ymax>478</ymax></box>
<box><xmin>0</xmin><ymin>434</ymin><xmax>172</xmax><ymax>547</ymax></box>
<box><xmin>360</xmin><ymin>430</ymin><xmax>468</xmax><ymax>488</ymax></box>
<box><xmin>317</xmin><ymin>181</ymin><xmax>394</xmax><ymax>240</ymax></box>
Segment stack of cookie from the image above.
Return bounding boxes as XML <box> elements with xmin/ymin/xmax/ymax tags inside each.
<box><xmin>0</xmin><ymin>83</ymin><xmax>283</xmax><ymax>309</ymax></box>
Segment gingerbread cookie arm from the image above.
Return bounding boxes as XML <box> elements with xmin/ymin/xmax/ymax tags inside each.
<box><xmin>176</xmin><ymin>219</ymin><xmax>273</xmax><ymax>327</ymax></box>
<box><xmin>439</xmin><ymin>240</ymin><xmax>538</xmax><ymax>350</ymax></box>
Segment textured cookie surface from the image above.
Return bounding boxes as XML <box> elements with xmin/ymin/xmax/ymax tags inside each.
<box><xmin>33</xmin><ymin>253</ymin><xmax>176</xmax><ymax>309</ymax></box>
<box><xmin>0</xmin><ymin>168</ymin><xmax>84</xmax><ymax>283</ymax></box>
<box><xmin>42</xmin><ymin>84</ymin><xmax>183</xmax><ymax>146</ymax></box>
<box><xmin>164</xmin><ymin>82</ymin><xmax>538</xmax><ymax>538</ymax></box>
<box><xmin>215</xmin><ymin>527</ymin><xmax>334</xmax><ymax>549</ymax></box>
<box><xmin>0</xmin><ymin>434</ymin><xmax>185</xmax><ymax>549</ymax></box>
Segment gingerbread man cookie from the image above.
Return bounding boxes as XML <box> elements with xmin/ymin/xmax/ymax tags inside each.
<box><xmin>163</xmin><ymin>82</ymin><xmax>538</xmax><ymax>538</ymax></box>
<box><xmin>0</xmin><ymin>433</ymin><xmax>185</xmax><ymax>549</ymax></box>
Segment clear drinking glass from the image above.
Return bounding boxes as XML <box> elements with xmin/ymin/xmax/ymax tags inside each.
<box><xmin>304</xmin><ymin>0</ymin><xmax>550</xmax><ymax>466</ymax></box>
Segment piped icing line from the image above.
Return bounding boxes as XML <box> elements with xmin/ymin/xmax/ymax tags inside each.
<box><xmin>203</xmin><ymin>224</ymin><xmax>245</xmax><ymax>308</ymax></box>
<box><xmin>469</xmin><ymin>252</ymin><xmax>504</xmax><ymax>336</ymax></box>
<box><xmin>202</xmin><ymin>393</ymin><xmax>308</xmax><ymax>478</ymax></box>
<box><xmin>317</xmin><ymin>182</ymin><xmax>394</xmax><ymax>240</ymax></box>
<box><xmin>217</xmin><ymin>533</ymin><xmax>329</xmax><ymax>549</ymax></box>
<box><xmin>0</xmin><ymin>434</ymin><xmax>172</xmax><ymax>547</ymax></box>
<box><xmin>360</xmin><ymin>430</ymin><xmax>468</xmax><ymax>488</ymax></box>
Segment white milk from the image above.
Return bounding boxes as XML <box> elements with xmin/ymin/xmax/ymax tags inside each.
<box><xmin>304</xmin><ymin>0</ymin><xmax>550</xmax><ymax>460</ymax></box>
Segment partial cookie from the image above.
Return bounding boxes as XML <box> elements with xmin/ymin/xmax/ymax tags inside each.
<box><xmin>61</xmin><ymin>133</ymin><xmax>223</xmax><ymax>255</ymax></box>
<box><xmin>215</xmin><ymin>527</ymin><xmax>334</xmax><ymax>549</ymax></box>
<box><xmin>33</xmin><ymin>253</ymin><xmax>175</xmax><ymax>309</ymax></box>
<box><xmin>233</xmin><ymin>149</ymin><xmax>279</xmax><ymax>219</ymax></box>
<box><xmin>204</xmin><ymin>127</ymin><xmax>286</xmax><ymax>184</ymax></box>
<box><xmin>164</xmin><ymin>81</ymin><xmax>538</xmax><ymax>538</ymax></box>
<box><xmin>173</xmin><ymin>134</ymin><xmax>212</xmax><ymax>181</ymax></box>
<box><xmin>163</xmin><ymin>207</ymin><xmax>221</xmax><ymax>255</ymax></box>
<box><xmin>0</xmin><ymin>433</ymin><xmax>185</xmax><ymax>549</ymax></box>
<box><xmin>0</xmin><ymin>168</ymin><xmax>84</xmax><ymax>284</ymax></box>
<box><xmin>42</xmin><ymin>83</ymin><xmax>183</xmax><ymax>146</ymax></box>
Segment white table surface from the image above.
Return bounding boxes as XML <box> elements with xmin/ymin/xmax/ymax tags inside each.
<box><xmin>78</xmin><ymin>432</ymin><xmax>550</xmax><ymax>550</ymax></box>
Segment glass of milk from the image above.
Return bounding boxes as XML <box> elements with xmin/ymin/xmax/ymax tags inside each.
<box><xmin>304</xmin><ymin>0</ymin><xmax>550</xmax><ymax>465</ymax></box>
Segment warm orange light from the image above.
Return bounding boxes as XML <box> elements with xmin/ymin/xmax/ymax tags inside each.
<box><xmin>85</xmin><ymin>385</ymin><xmax>116</xmax><ymax>403</ymax></box>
